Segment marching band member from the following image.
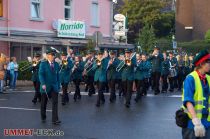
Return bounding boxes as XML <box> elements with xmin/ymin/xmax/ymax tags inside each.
<box><xmin>93</xmin><ymin>50</ymin><xmax>108</xmax><ymax>107</ymax></box>
<box><xmin>71</xmin><ymin>54</ymin><xmax>84</xmax><ymax>102</ymax></box>
<box><xmin>177</xmin><ymin>55</ymin><xmax>185</xmax><ymax>91</ymax></box>
<box><xmin>134</xmin><ymin>53</ymin><xmax>151</xmax><ymax>102</ymax></box>
<box><xmin>39</xmin><ymin>49</ymin><xmax>61</xmax><ymax>125</ymax></box>
<box><xmin>31</xmin><ymin>53</ymin><xmax>41</xmax><ymax>104</ymax></box>
<box><xmin>121</xmin><ymin>49</ymin><xmax>136</xmax><ymax>108</ymax></box>
<box><xmin>161</xmin><ymin>52</ymin><xmax>170</xmax><ymax>93</ymax></box>
<box><xmin>168</xmin><ymin>52</ymin><xmax>178</xmax><ymax>92</ymax></box>
<box><xmin>59</xmin><ymin>51</ymin><xmax>73</xmax><ymax>105</ymax></box>
<box><xmin>83</xmin><ymin>50</ymin><xmax>96</xmax><ymax>97</ymax></box>
<box><xmin>107</xmin><ymin>50</ymin><xmax>120</xmax><ymax>103</ymax></box>
<box><xmin>141</xmin><ymin>53</ymin><xmax>151</xmax><ymax>96</ymax></box>
<box><xmin>117</xmin><ymin>53</ymin><xmax>124</xmax><ymax>97</ymax></box>
<box><xmin>148</xmin><ymin>46</ymin><xmax>164</xmax><ymax>95</ymax></box>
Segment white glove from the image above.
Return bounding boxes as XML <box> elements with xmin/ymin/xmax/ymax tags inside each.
<box><xmin>192</xmin><ymin>118</ymin><xmax>206</xmax><ymax>137</ymax></box>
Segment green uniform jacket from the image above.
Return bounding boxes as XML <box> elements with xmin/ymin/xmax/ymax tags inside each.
<box><xmin>148</xmin><ymin>53</ymin><xmax>164</xmax><ymax>73</ymax></box>
<box><xmin>39</xmin><ymin>60</ymin><xmax>60</xmax><ymax>93</ymax></box>
<box><xmin>59</xmin><ymin>59</ymin><xmax>74</xmax><ymax>84</ymax></box>
<box><xmin>93</xmin><ymin>58</ymin><xmax>108</xmax><ymax>82</ymax></box>
<box><xmin>107</xmin><ymin>57</ymin><xmax>120</xmax><ymax>80</ymax></box>
<box><xmin>71</xmin><ymin>62</ymin><xmax>84</xmax><ymax>80</ymax></box>
<box><xmin>30</xmin><ymin>62</ymin><xmax>40</xmax><ymax>82</ymax></box>
<box><xmin>161</xmin><ymin>59</ymin><xmax>170</xmax><ymax>76</ymax></box>
<box><xmin>135</xmin><ymin>60</ymin><xmax>151</xmax><ymax>80</ymax></box>
<box><xmin>121</xmin><ymin>58</ymin><xmax>136</xmax><ymax>81</ymax></box>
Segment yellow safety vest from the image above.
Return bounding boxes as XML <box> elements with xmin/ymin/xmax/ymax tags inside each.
<box><xmin>182</xmin><ymin>71</ymin><xmax>210</xmax><ymax>121</ymax></box>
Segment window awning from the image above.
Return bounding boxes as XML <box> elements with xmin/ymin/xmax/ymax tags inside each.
<box><xmin>0</xmin><ymin>35</ymin><xmax>88</xmax><ymax>46</ymax></box>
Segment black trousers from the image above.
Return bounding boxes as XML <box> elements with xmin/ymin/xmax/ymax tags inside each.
<box><xmin>152</xmin><ymin>72</ymin><xmax>161</xmax><ymax>93</ymax></box>
<box><xmin>73</xmin><ymin>79</ymin><xmax>81</xmax><ymax>100</ymax></box>
<box><xmin>161</xmin><ymin>74</ymin><xmax>168</xmax><ymax>91</ymax></box>
<box><xmin>87</xmin><ymin>75</ymin><xmax>95</xmax><ymax>96</ymax></box>
<box><xmin>41</xmin><ymin>91</ymin><xmax>58</xmax><ymax>122</ymax></box>
<box><xmin>61</xmin><ymin>83</ymin><xmax>69</xmax><ymax>103</ymax></box>
<box><xmin>168</xmin><ymin>77</ymin><xmax>175</xmax><ymax>91</ymax></box>
<box><xmin>117</xmin><ymin>79</ymin><xmax>124</xmax><ymax>96</ymax></box>
<box><xmin>96</xmin><ymin>82</ymin><xmax>105</xmax><ymax>104</ymax></box>
<box><xmin>177</xmin><ymin>73</ymin><xmax>184</xmax><ymax>90</ymax></box>
<box><xmin>33</xmin><ymin>81</ymin><xmax>41</xmax><ymax>101</ymax></box>
<box><xmin>135</xmin><ymin>80</ymin><xmax>143</xmax><ymax>100</ymax></box>
<box><xmin>109</xmin><ymin>79</ymin><xmax>116</xmax><ymax>101</ymax></box>
<box><xmin>122</xmin><ymin>80</ymin><xmax>133</xmax><ymax>104</ymax></box>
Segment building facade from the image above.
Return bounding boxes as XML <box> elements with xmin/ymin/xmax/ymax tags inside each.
<box><xmin>176</xmin><ymin>0</ymin><xmax>210</xmax><ymax>42</ymax></box>
<box><xmin>0</xmin><ymin>0</ymin><xmax>133</xmax><ymax>60</ymax></box>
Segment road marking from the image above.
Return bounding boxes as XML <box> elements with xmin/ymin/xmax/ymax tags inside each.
<box><xmin>0</xmin><ymin>107</ymin><xmax>52</xmax><ymax>112</ymax></box>
<box><xmin>6</xmin><ymin>90</ymin><xmax>182</xmax><ymax>98</ymax></box>
<box><xmin>0</xmin><ymin>98</ymin><xmax>8</xmax><ymax>101</ymax></box>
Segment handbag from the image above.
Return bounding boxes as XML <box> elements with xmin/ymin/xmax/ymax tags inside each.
<box><xmin>175</xmin><ymin>108</ymin><xmax>189</xmax><ymax>128</ymax></box>
<box><xmin>0</xmin><ymin>71</ymin><xmax>4</xmax><ymax>80</ymax></box>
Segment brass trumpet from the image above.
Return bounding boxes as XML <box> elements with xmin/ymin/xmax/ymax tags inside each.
<box><xmin>96</xmin><ymin>59</ymin><xmax>102</xmax><ymax>66</ymax></box>
<box><xmin>62</xmin><ymin>59</ymin><xmax>68</xmax><ymax>66</ymax></box>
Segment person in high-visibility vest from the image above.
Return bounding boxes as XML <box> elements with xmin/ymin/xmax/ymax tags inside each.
<box><xmin>182</xmin><ymin>50</ymin><xmax>210</xmax><ymax>138</ymax></box>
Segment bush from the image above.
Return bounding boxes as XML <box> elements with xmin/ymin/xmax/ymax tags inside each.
<box><xmin>18</xmin><ymin>61</ymin><xmax>32</xmax><ymax>81</ymax></box>
<box><xmin>156</xmin><ymin>38</ymin><xmax>210</xmax><ymax>54</ymax></box>
<box><xmin>205</xmin><ymin>29</ymin><xmax>210</xmax><ymax>43</ymax></box>
<box><xmin>178</xmin><ymin>40</ymin><xmax>210</xmax><ymax>54</ymax></box>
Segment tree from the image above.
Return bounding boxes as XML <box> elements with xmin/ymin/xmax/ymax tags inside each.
<box><xmin>137</xmin><ymin>24</ymin><xmax>157</xmax><ymax>53</ymax></box>
<box><xmin>119</xmin><ymin>0</ymin><xmax>174</xmax><ymax>43</ymax></box>
<box><xmin>205</xmin><ymin>29</ymin><xmax>210</xmax><ymax>43</ymax></box>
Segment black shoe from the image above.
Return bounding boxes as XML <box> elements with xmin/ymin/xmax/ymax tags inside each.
<box><xmin>154</xmin><ymin>92</ymin><xmax>160</xmax><ymax>95</ymax></box>
<box><xmin>52</xmin><ymin>120</ymin><xmax>61</xmax><ymax>125</ymax></box>
<box><xmin>32</xmin><ymin>99</ymin><xmax>37</xmax><ymax>104</ymax></box>
<box><xmin>78</xmin><ymin>95</ymin><xmax>81</xmax><ymax>100</ymax></box>
<box><xmin>169</xmin><ymin>89</ymin><xmax>174</xmax><ymax>92</ymax></box>
<box><xmin>61</xmin><ymin>102</ymin><xmax>66</xmax><ymax>106</ymax></box>
<box><xmin>134</xmin><ymin>98</ymin><xmax>138</xmax><ymax>103</ymax></box>
<box><xmin>125</xmin><ymin>103</ymin><xmax>130</xmax><ymax>108</ymax></box>
<box><xmin>109</xmin><ymin>98</ymin><xmax>113</xmax><ymax>103</ymax></box>
<box><xmin>88</xmin><ymin>93</ymin><xmax>92</xmax><ymax>97</ymax></box>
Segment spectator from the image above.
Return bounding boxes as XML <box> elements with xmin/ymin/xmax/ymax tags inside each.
<box><xmin>4</xmin><ymin>57</ymin><xmax>10</xmax><ymax>87</ymax></box>
<box><xmin>8</xmin><ymin>57</ymin><xmax>18</xmax><ymax>90</ymax></box>
<box><xmin>0</xmin><ymin>54</ymin><xmax>6</xmax><ymax>93</ymax></box>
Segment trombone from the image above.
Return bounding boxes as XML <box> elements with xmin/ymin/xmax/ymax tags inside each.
<box><xmin>59</xmin><ymin>59</ymin><xmax>68</xmax><ymax>73</ymax></box>
<box><xmin>116</xmin><ymin>52</ymin><xmax>136</xmax><ymax>72</ymax></box>
<box><xmin>20</xmin><ymin>60</ymin><xmax>40</xmax><ymax>72</ymax></box>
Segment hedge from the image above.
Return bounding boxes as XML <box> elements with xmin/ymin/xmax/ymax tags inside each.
<box><xmin>156</xmin><ymin>39</ymin><xmax>210</xmax><ymax>54</ymax></box>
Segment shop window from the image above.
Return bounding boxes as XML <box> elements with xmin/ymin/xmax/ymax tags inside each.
<box><xmin>65</xmin><ymin>0</ymin><xmax>72</xmax><ymax>19</ymax></box>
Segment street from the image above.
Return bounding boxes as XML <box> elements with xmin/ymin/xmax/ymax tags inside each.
<box><xmin>0</xmin><ymin>86</ymin><xmax>182</xmax><ymax>139</ymax></box>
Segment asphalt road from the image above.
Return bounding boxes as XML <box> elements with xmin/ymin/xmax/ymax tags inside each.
<box><xmin>0</xmin><ymin>87</ymin><xmax>182</xmax><ymax>139</ymax></box>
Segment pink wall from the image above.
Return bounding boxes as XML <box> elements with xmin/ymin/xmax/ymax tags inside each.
<box><xmin>0</xmin><ymin>42</ymin><xmax>9</xmax><ymax>56</ymax></box>
<box><xmin>0</xmin><ymin>0</ymin><xmax>111</xmax><ymax>36</ymax></box>
<box><xmin>74</xmin><ymin>0</ymin><xmax>111</xmax><ymax>37</ymax></box>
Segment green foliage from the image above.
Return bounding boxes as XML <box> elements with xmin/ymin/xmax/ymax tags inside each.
<box><xmin>154</xmin><ymin>12</ymin><xmax>175</xmax><ymax>37</ymax></box>
<box><xmin>178</xmin><ymin>40</ymin><xmax>210</xmax><ymax>54</ymax></box>
<box><xmin>119</xmin><ymin>0</ymin><xmax>175</xmax><ymax>43</ymax></box>
<box><xmin>137</xmin><ymin>24</ymin><xmax>157</xmax><ymax>53</ymax></box>
<box><xmin>18</xmin><ymin>61</ymin><xmax>32</xmax><ymax>81</ymax></box>
<box><xmin>155</xmin><ymin>39</ymin><xmax>210</xmax><ymax>54</ymax></box>
<box><xmin>205</xmin><ymin>29</ymin><xmax>210</xmax><ymax>43</ymax></box>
